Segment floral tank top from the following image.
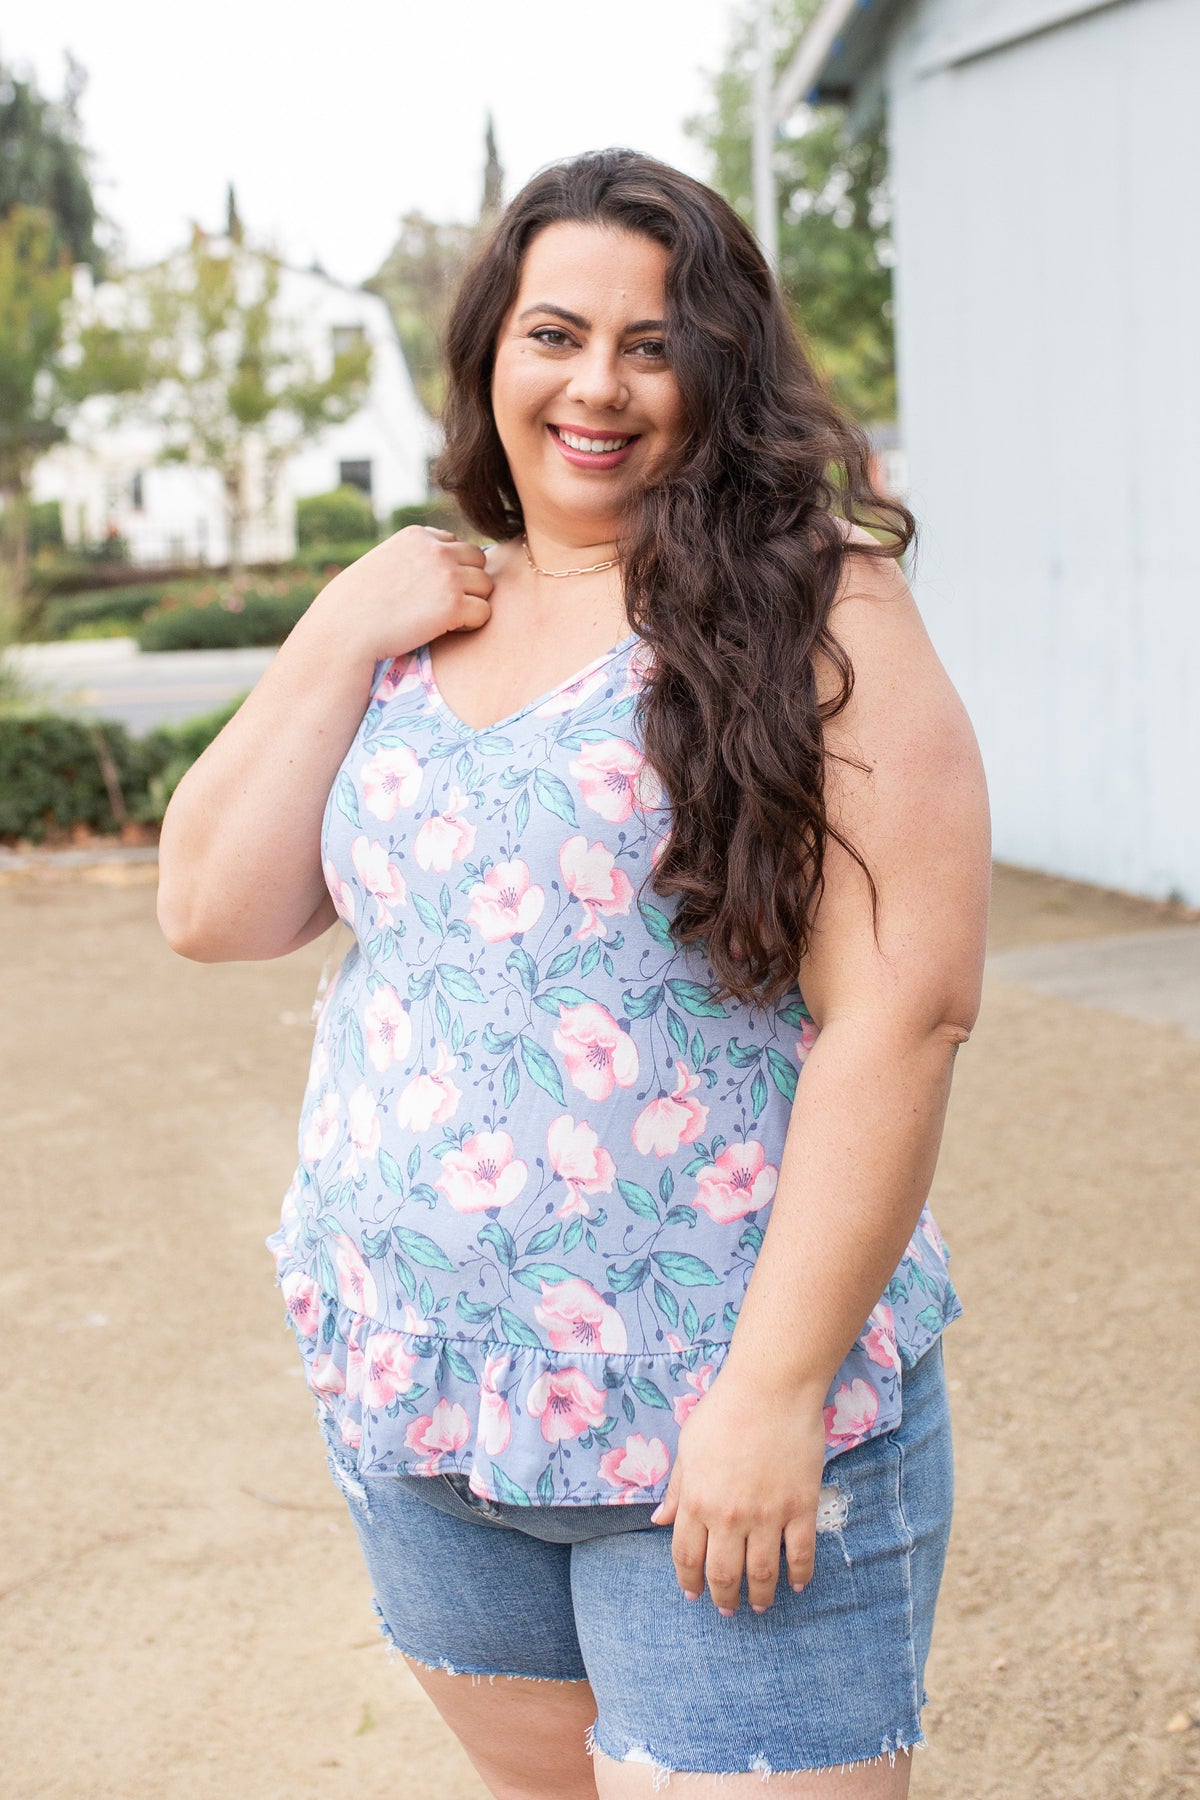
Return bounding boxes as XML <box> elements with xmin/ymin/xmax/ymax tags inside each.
<box><xmin>267</xmin><ymin>627</ymin><xmax>963</xmax><ymax>1506</ymax></box>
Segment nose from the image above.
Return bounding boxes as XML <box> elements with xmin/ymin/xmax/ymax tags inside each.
<box><xmin>564</xmin><ymin>341</ymin><xmax>629</xmax><ymax>413</ymax></box>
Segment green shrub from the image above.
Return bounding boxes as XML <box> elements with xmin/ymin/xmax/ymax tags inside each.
<box><xmin>296</xmin><ymin>485</ymin><xmax>378</xmax><ymax>545</ymax></box>
<box><xmin>30</xmin><ymin>500</ymin><xmax>64</xmax><ymax>555</ymax></box>
<box><xmin>389</xmin><ymin>498</ymin><xmax>464</xmax><ymax>535</ymax></box>
<box><xmin>287</xmin><ymin>539</ymin><xmax>378</xmax><ymax>572</ymax></box>
<box><xmin>42</xmin><ymin>583</ymin><xmax>182</xmax><ymax>639</ymax></box>
<box><xmin>0</xmin><ymin>695</ymin><xmax>248</xmax><ymax>841</ymax></box>
<box><xmin>136</xmin><ymin>584</ymin><xmax>317</xmax><ymax>652</ymax></box>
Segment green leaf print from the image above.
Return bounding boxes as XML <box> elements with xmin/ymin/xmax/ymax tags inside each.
<box><xmin>652</xmin><ymin>1281</ymin><xmax>679</xmax><ymax>1327</ymax></box>
<box><xmin>514</xmin><ymin>786</ymin><xmax>530</xmax><ymax>837</ymax></box>
<box><xmin>651</xmin><ymin>1250</ymin><xmax>721</xmax><ymax>1286</ymax></box>
<box><xmin>666</xmin><ymin>979</ymin><xmax>728</xmax><ymax>1017</ymax></box>
<box><xmin>690</xmin><ymin>1030</ymin><xmax>705</xmax><ymax>1071</ymax></box>
<box><xmin>580</xmin><ymin>940</ymin><xmax>602</xmax><ymax>977</ymax></box>
<box><xmin>502</xmin><ymin>1057</ymin><xmax>520</xmax><ymax>1106</ymax></box>
<box><xmin>533</xmin><ymin>766</ymin><xmax>578</xmax><ymax>826</ymax></box>
<box><xmin>347</xmin><ymin>1011</ymin><xmax>366</xmax><ymax>1074</ymax></box>
<box><xmin>379</xmin><ymin>1149</ymin><xmax>407</xmax><ymax>1196</ymax></box>
<box><xmin>519</xmin><ymin>1033</ymin><xmax>566</xmax><ymax>1106</ymax></box>
<box><xmin>664</xmin><ymin>1205</ymin><xmax>699</xmax><ymax>1229</ymax></box>
<box><xmin>438</xmin><ymin>963</ymin><xmax>486</xmax><ymax>1004</ymax></box>
<box><xmin>546</xmin><ymin>946</ymin><xmax>580</xmax><ymax>980</ymax></box>
<box><xmin>361</xmin><ymin>1229</ymin><xmax>389</xmax><ymax>1259</ymax></box>
<box><xmin>665</xmin><ymin>1008</ymin><xmax>689</xmax><ymax>1055</ymax></box>
<box><xmin>607</xmin><ymin>1258</ymin><xmax>650</xmax><ymax>1292</ymax></box>
<box><xmin>510</xmin><ymin>1262</ymin><xmax>577</xmax><ymax>1291</ymax></box>
<box><xmin>413</xmin><ymin>892</ymin><xmax>444</xmax><ymax>935</ymax></box>
<box><xmin>750</xmin><ymin>1070</ymin><xmax>768</xmax><ymax>1119</ymax></box>
<box><xmin>622</xmin><ymin>1393</ymin><xmax>636</xmax><ymax>1423</ymax></box>
<box><xmin>658</xmin><ymin>1167</ymin><xmax>674</xmax><ymax>1205</ymax></box>
<box><xmin>683</xmin><ymin>1299</ymin><xmax>700</xmax><ymax>1340</ymax></box>
<box><xmin>726</xmin><ymin>1037</ymin><xmax>761</xmax><ymax>1069</ymax></box>
<box><xmin>536</xmin><ymin>984</ymin><xmax>593</xmax><ymax>1013</ymax></box>
<box><xmin>777</xmin><ymin>999</ymin><xmax>813</xmax><ymax>1026</ymax></box>
<box><xmin>434</xmin><ymin>990</ymin><xmax>451</xmax><ymax>1035</ymax></box>
<box><xmin>408</xmin><ymin>969</ymin><xmax>436</xmax><ymax>1001</ymax></box>
<box><xmin>439</xmin><ymin>882</ymin><xmax>452</xmax><ymax>917</ymax></box>
<box><xmin>629</xmin><ymin>1375</ymin><xmax>671</xmax><ymax>1409</ymax></box>
<box><xmin>623</xmin><ymin>983</ymin><xmax>664</xmax><ymax>1018</ymax></box>
<box><xmin>637</xmin><ymin>898</ymin><xmax>674</xmax><ymax>946</ymax></box>
<box><xmin>562</xmin><ymin>1217</ymin><xmax>585</xmax><ymax>1254</ymax></box>
<box><xmin>442</xmin><ymin>1344</ymin><xmax>476</xmax><ymax>1384</ymax></box>
<box><xmin>456</xmin><ymin>1295</ymin><xmax>495</xmax><ymax>1325</ymax></box>
<box><xmin>407</xmin><ymin>1145</ymin><xmax>422</xmax><ymax>1181</ymax></box>
<box><xmin>617</xmin><ymin>1178</ymin><xmax>660</xmax><ymax>1221</ymax></box>
<box><xmin>722</xmin><ymin>1301</ymin><xmax>740</xmax><ymax>1331</ymax></box>
<box><xmin>478</xmin><ymin>1221</ymin><xmax>518</xmax><ymax>1267</ymax></box>
<box><xmin>765</xmin><ymin>1047</ymin><xmax>799</xmax><ymax>1103</ymax></box>
<box><xmin>506</xmin><ymin>947</ymin><xmax>539</xmax><ymax>994</ymax></box>
<box><xmin>738</xmin><ymin>1225</ymin><xmax>764</xmax><ymax>1253</ymax></box>
<box><xmin>392</xmin><ymin>1225</ymin><xmax>457</xmax><ymax>1271</ymax></box>
<box><xmin>335</xmin><ymin>772</ymin><xmax>360</xmax><ymax>828</ymax></box>
<box><xmin>484</xmin><ymin>1022</ymin><xmax>516</xmax><ymax>1053</ymax></box>
<box><xmin>418</xmin><ymin>1278</ymin><xmax>435</xmax><ymax>1313</ymax></box>
<box><xmin>537</xmin><ymin>1466</ymin><xmax>555</xmax><ymax>1504</ymax></box>
<box><xmin>492</xmin><ymin>1466</ymin><xmax>533</xmax><ymax>1505</ymax></box>
<box><xmin>916</xmin><ymin>1305</ymin><xmax>944</xmax><ymax>1332</ymax></box>
<box><xmin>497</xmin><ymin>1306</ymin><xmax>542</xmax><ymax>1347</ymax></box>
<box><xmin>526</xmin><ymin>1223</ymin><xmax>562</xmax><ymax>1255</ymax></box>
<box><xmin>393</xmin><ymin>1254</ymin><xmax>416</xmax><ymax>1300</ymax></box>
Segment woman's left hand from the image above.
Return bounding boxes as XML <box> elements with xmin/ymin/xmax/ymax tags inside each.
<box><xmin>648</xmin><ymin>1365</ymin><xmax>830</xmax><ymax>1614</ymax></box>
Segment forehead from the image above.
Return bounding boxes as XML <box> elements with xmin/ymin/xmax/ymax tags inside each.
<box><xmin>511</xmin><ymin>220</ymin><xmax>669</xmax><ymax>314</ymax></box>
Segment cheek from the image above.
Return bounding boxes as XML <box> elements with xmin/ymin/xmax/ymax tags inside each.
<box><xmin>493</xmin><ymin>349</ymin><xmax>555</xmax><ymax>430</ymax></box>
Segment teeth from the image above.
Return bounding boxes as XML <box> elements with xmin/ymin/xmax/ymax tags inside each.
<box><xmin>556</xmin><ymin>428</ymin><xmax>633</xmax><ymax>453</ymax></box>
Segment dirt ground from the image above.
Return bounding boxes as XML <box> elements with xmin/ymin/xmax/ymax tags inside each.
<box><xmin>2</xmin><ymin>860</ymin><xmax>1198</xmax><ymax>1800</ymax></box>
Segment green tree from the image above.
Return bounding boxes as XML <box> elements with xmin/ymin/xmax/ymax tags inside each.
<box><xmin>0</xmin><ymin>204</ymin><xmax>144</xmax><ymax>623</ymax></box>
<box><xmin>366</xmin><ymin>210</ymin><xmax>475</xmax><ymax>416</ymax></box>
<box><xmin>686</xmin><ymin>0</ymin><xmax>897</xmax><ymax>421</ymax></box>
<box><xmin>136</xmin><ymin>227</ymin><xmax>373</xmax><ymax>572</ymax></box>
<box><xmin>0</xmin><ymin>55</ymin><xmax>101</xmax><ymax>272</ymax></box>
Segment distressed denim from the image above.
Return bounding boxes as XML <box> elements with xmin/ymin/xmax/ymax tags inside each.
<box><xmin>320</xmin><ymin>1336</ymin><xmax>954</xmax><ymax>1779</ymax></box>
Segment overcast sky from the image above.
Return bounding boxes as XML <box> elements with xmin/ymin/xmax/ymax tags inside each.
<box><xmin>8</xmin><ymin>1</ymin><xmax>742</xmax><ymax>285</ymax></box>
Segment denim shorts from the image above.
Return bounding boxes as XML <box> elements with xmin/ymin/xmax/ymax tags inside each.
<box><xmin>318</xmin><ymin>1335</ymin><xmax>954</xmax><ymax>1779</ymax></box>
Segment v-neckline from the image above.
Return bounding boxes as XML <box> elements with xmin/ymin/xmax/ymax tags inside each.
<box><xmin>419</xmin><ymin>631</ymin><xmax>639</xmax><ymax>736</ymax></box>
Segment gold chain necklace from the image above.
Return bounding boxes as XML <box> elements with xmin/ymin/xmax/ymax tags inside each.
<box><xmin>521</xmin><ymin>534</ymin><xmax>620</xmax><ymax>578</ymax></box>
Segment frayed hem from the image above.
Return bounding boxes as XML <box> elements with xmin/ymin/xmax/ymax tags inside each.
<box><xmin>387</xmin><ymin>1639</ymin><xmax>590</xmax><ymax>1685</ymax></box>
<box><xmin>585</xmin><ymin>1720</ymin><xmax>928</xmax><ymax>1786</ymax></box>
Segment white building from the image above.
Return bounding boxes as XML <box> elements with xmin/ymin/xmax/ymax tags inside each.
<box><xmin>793</xmin><ymin>0</ymin><xmax>1200</xmax><ymax>907</ymax></box>
<box><xmin>34</xmin><ymin>249</ymin><xmax>438</xmax><ymax>567</ymax></box>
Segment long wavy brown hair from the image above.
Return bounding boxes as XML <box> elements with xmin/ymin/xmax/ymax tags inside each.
<box><xmin>433</xmin><ymin>147</ymin><xmax>914</xmax><ymax>1010</ymax></box>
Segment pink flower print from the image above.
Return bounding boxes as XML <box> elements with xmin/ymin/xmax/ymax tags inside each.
<box><xmin>631</xmin><ymin>751</ymin><xmax>665</xmax><ymax>819</ymax></box>
<box><xmin>345</xmin><ymin>1321</ymin><xmax>366</xmax><ymax>1403</ymax></box>
<box><xmin>281</xmin><ymin>1268</ymin><xmax>321</xmax><ymax>1337</ymax></box>
<box><xmin>351</xmin><ymin>836</ymin><xmax>407</xmax><ymax>927</ymax></box>
<box><xmin>558</xmin><ymin>835</ymin><xmax>634</xmax><ymax>940</ymax></box>
<box><xmin>796</xmin><ymin>1019</ymin><xmax>819</xmax><ymax>1061</ymax></box>
<box><xmin>340</xmin><ymin>1415</ymin><xmax>362</xmax><ymax>1449</ymax></box>
<box><xmin>467</xmin><ymin>858</ymin><xmax>545</xmax><ymax>941</ymax></box>
<box><xmin>363</xmin><ymin>984</ymin><xmax>412</xmax><ymax>1072</ymax></box>
<box><xmin>308</xmin><ymin>1353</ymin><xmax>346</xmax><ymax>1399</ymax></box>
<box><xmin>598</xmin><ymin>1432</ymin><xmax>671</xmax><ymax>1501</ymax></box>
<box><xmin>535</xmin><ymin>661</ymin><xmax>615</xmax><ymax>717</ymax></box>
<box><xmin>553</xmin><ymin>1001</ymin><xmax>639</xmax><ymax>1102</ymax></box>
<box><xmin>632</xmin><ymin>1059</ymin><xmax>709</xmax><ymax>1158</ymax></box>
<box><xmin>568</xmin><ymin>739</ymin><xmax>643</xmax><ymax>823</ymax></box>
<box><xmin>690</xmin><ymin>1140</ymin><xmax>779</xmax><ymax>1224</ymax></box>
<box><xmin>332</xmin><ymin>1233</ymin><xmax>379</xmax><ymax>1317</ymax></box>
<box><xmin>823</xmin><ymin>1377</ymin><xmax>880</xmax><ymax>1450</ymax></box>
<box><xmin>302</xmin><ymin>1092</ymin><xmax>340</xmax><ymax>1164</ymax></box>
<box><xmin>404</xmin><ymin>1398</ymin><xmax>472</xmax><ymax>1475</ymax></box>
<box><xmin>396</xmin><ymin>1042</ymin><xmax>462</xmax><ymax>1131</ymax></box>
<box><xmin>863</xmin><ymin>1300</ymin><xmax>901</xmax><ymax>1373</ymax></box>
<box><xmin>526</xmin><ymin>1366</ymin><xmax>608</xmax><ymax>1444</ymax></box>
<box><xmin>373</xmin><ymin>653</ymin><xmax>418</xmax><ymax>704</ymax></box>
<box><xmin>546</xmin><ymin>1114</ymin><xmax>616</xmax><ymax>1219</ymax></box>
<box><xmin>672</xmin><ymin>1361</ymin><xmax>716</xmax><ymax>1426</ymax></box>
<box><xmin>363</xmin><ymin>1331</ymin><xmax>420</xmax><ymax>1409</ymax></box>
<box><xmin>345</xmin><ymin>1083</ymin><xmax>381</xmax><ymax>1173</ymax></box>
<box><xmin>437</xmin><ymin>1129</ymin><xmax>528</xmax><ymax>1213</ymax></box>
<box><xmin>360</xmin><ymin>743</ymin><xmax>423</xmax><ymax>822</ymax></box>
<box><xmin>479</xmin><ymin>1350</ymin><xmax>512</xmax><ymax>1455</ymax></box>
<box><xmin>414</xmin><ymin>785</ymin><xmax>476</xmax><ymax>872</ymax></box>
<box><xmin>535</xmin><ymin>1277</ymin><xmax>628</xmax><ymax>1354</ymax></box>
<box><xmin>323</xmin><ymin>858</ymin><xmax>356</xmax><ymax>924</ymax></box>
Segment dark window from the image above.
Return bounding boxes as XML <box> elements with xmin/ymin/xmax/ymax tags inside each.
<box><xmin>130</xmin><ymin>471</ymin><xmax>145</xmax><ymax>511</ymax></box>
<box><xmin>332</xmin><ymin>324</ymin><xmax>367</xmax><ymax>360</ymax></box>
<box><xmin>339</xmin><ymin>460</ymin><xmax>373</xmax><ymax>498</ymax></box>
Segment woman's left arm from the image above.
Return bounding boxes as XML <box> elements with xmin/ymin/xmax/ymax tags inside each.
<box><xmin>650</xmin><ymin>541</ymin><xmax>992</xmax><ymax>1614</ymax></box>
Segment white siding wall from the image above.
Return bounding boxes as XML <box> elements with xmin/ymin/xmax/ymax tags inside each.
<box><xmin>885</xmin><ymin>0</ymin><xmax>1200</xmax><ymax>903</ymax></box>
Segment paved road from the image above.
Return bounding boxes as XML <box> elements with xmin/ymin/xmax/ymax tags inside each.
<box><xmin>986</xmin><ymin>923</ymin><xmax>1200</xmax><ymax>1041</ymax></box>
<box><xmin>6</xmin><ymin>639</ymin><xmax>276</xmax><ymax>734</ymax></box>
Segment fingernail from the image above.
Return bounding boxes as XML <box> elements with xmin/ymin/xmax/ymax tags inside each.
<box><xmin>751</xmin><ymin>1603</ymin><xmax>767</xmax><ymax>1613</ymax></box>
<box><xmin>790</xmin><ymin>1582</ymin><xmax>806</xmax><ymax>1593</ymax></box>
<box><xmin>649</xmin><ymin>1507</ymin><xmax>663</xmax><ymax>1522</ymax></box>
<box><xmin>717</xmin><ymin>1606</ymin><xmax>736</xmax><ymax>1617</ymax></box>
<box><xmin>683</xmin><ymin>1589</ymin><xmax>701</xmax><ymax>1601</ymax></box>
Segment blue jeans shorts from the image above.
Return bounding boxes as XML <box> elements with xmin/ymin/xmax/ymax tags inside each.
<box><xmin>318</xmin><ymin>1335</ymin><xmax>954</xmax><ymax>1780</ymax></box>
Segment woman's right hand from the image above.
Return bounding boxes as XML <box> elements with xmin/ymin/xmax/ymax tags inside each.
<box><xmin>311</xmin><ymin>525</ymin><xmax>494</xmax><ymax>662</ymax></box>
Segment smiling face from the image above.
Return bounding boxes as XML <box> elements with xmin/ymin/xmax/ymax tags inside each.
<box><xmin>490</xmin><ymin>220</ymin><xmax>686</xmax><ymax>548</ymax></box>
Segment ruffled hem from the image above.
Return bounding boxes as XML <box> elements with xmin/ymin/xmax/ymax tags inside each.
<box><xmin>269</xmin><ymin>1237</ymin><xmax>959</xmax><ymax>1507</ymax></box>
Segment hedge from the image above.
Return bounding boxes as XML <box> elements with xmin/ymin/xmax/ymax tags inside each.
<box><xmin>296</xmin><ymin>485</ymin><xmax>378</xmax><ymax>545</ymax></box>
<box><xmin>136</xmin><ymin>583</ymin><xmax>319</xmax><ymax>652</ymax></box>
<box><xmin>0</xmin><ymin>697</ymin><xmax>244</xmax><ymax>842</ymax></box>
<box><xmin>42</xmin><ymin>583</ymin><xmax>189</xmax><ymax>640</ymax></box>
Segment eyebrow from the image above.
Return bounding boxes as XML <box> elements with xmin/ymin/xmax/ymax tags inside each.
<box><xmin>517</xmin><ymin>303</ymin><xmax>665</xmax><ymax>332</ymax></box>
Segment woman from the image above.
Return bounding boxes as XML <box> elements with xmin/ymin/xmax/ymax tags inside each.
<box><xmin>157</xmin><ymin>149</ymin><xmax>990</xmax><ymax>1797</ymax></box>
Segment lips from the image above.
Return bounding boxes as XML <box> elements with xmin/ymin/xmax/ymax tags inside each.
<box><xmin>548</xmin><ymin>424</ymin><xmax>641</xmax><ymax>470</ymax></box>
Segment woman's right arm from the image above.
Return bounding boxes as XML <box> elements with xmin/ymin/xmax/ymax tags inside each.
<box><xmin>156</xmin><ymin>528</ymin><xmax>493</xmax><ymax>963</ymax></box>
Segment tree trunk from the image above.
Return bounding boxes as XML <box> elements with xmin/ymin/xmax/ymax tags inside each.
<box><xmin>0</xmin><ymin>474</ymin><xmax>31</xmax><ymax>644</ymax></box>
